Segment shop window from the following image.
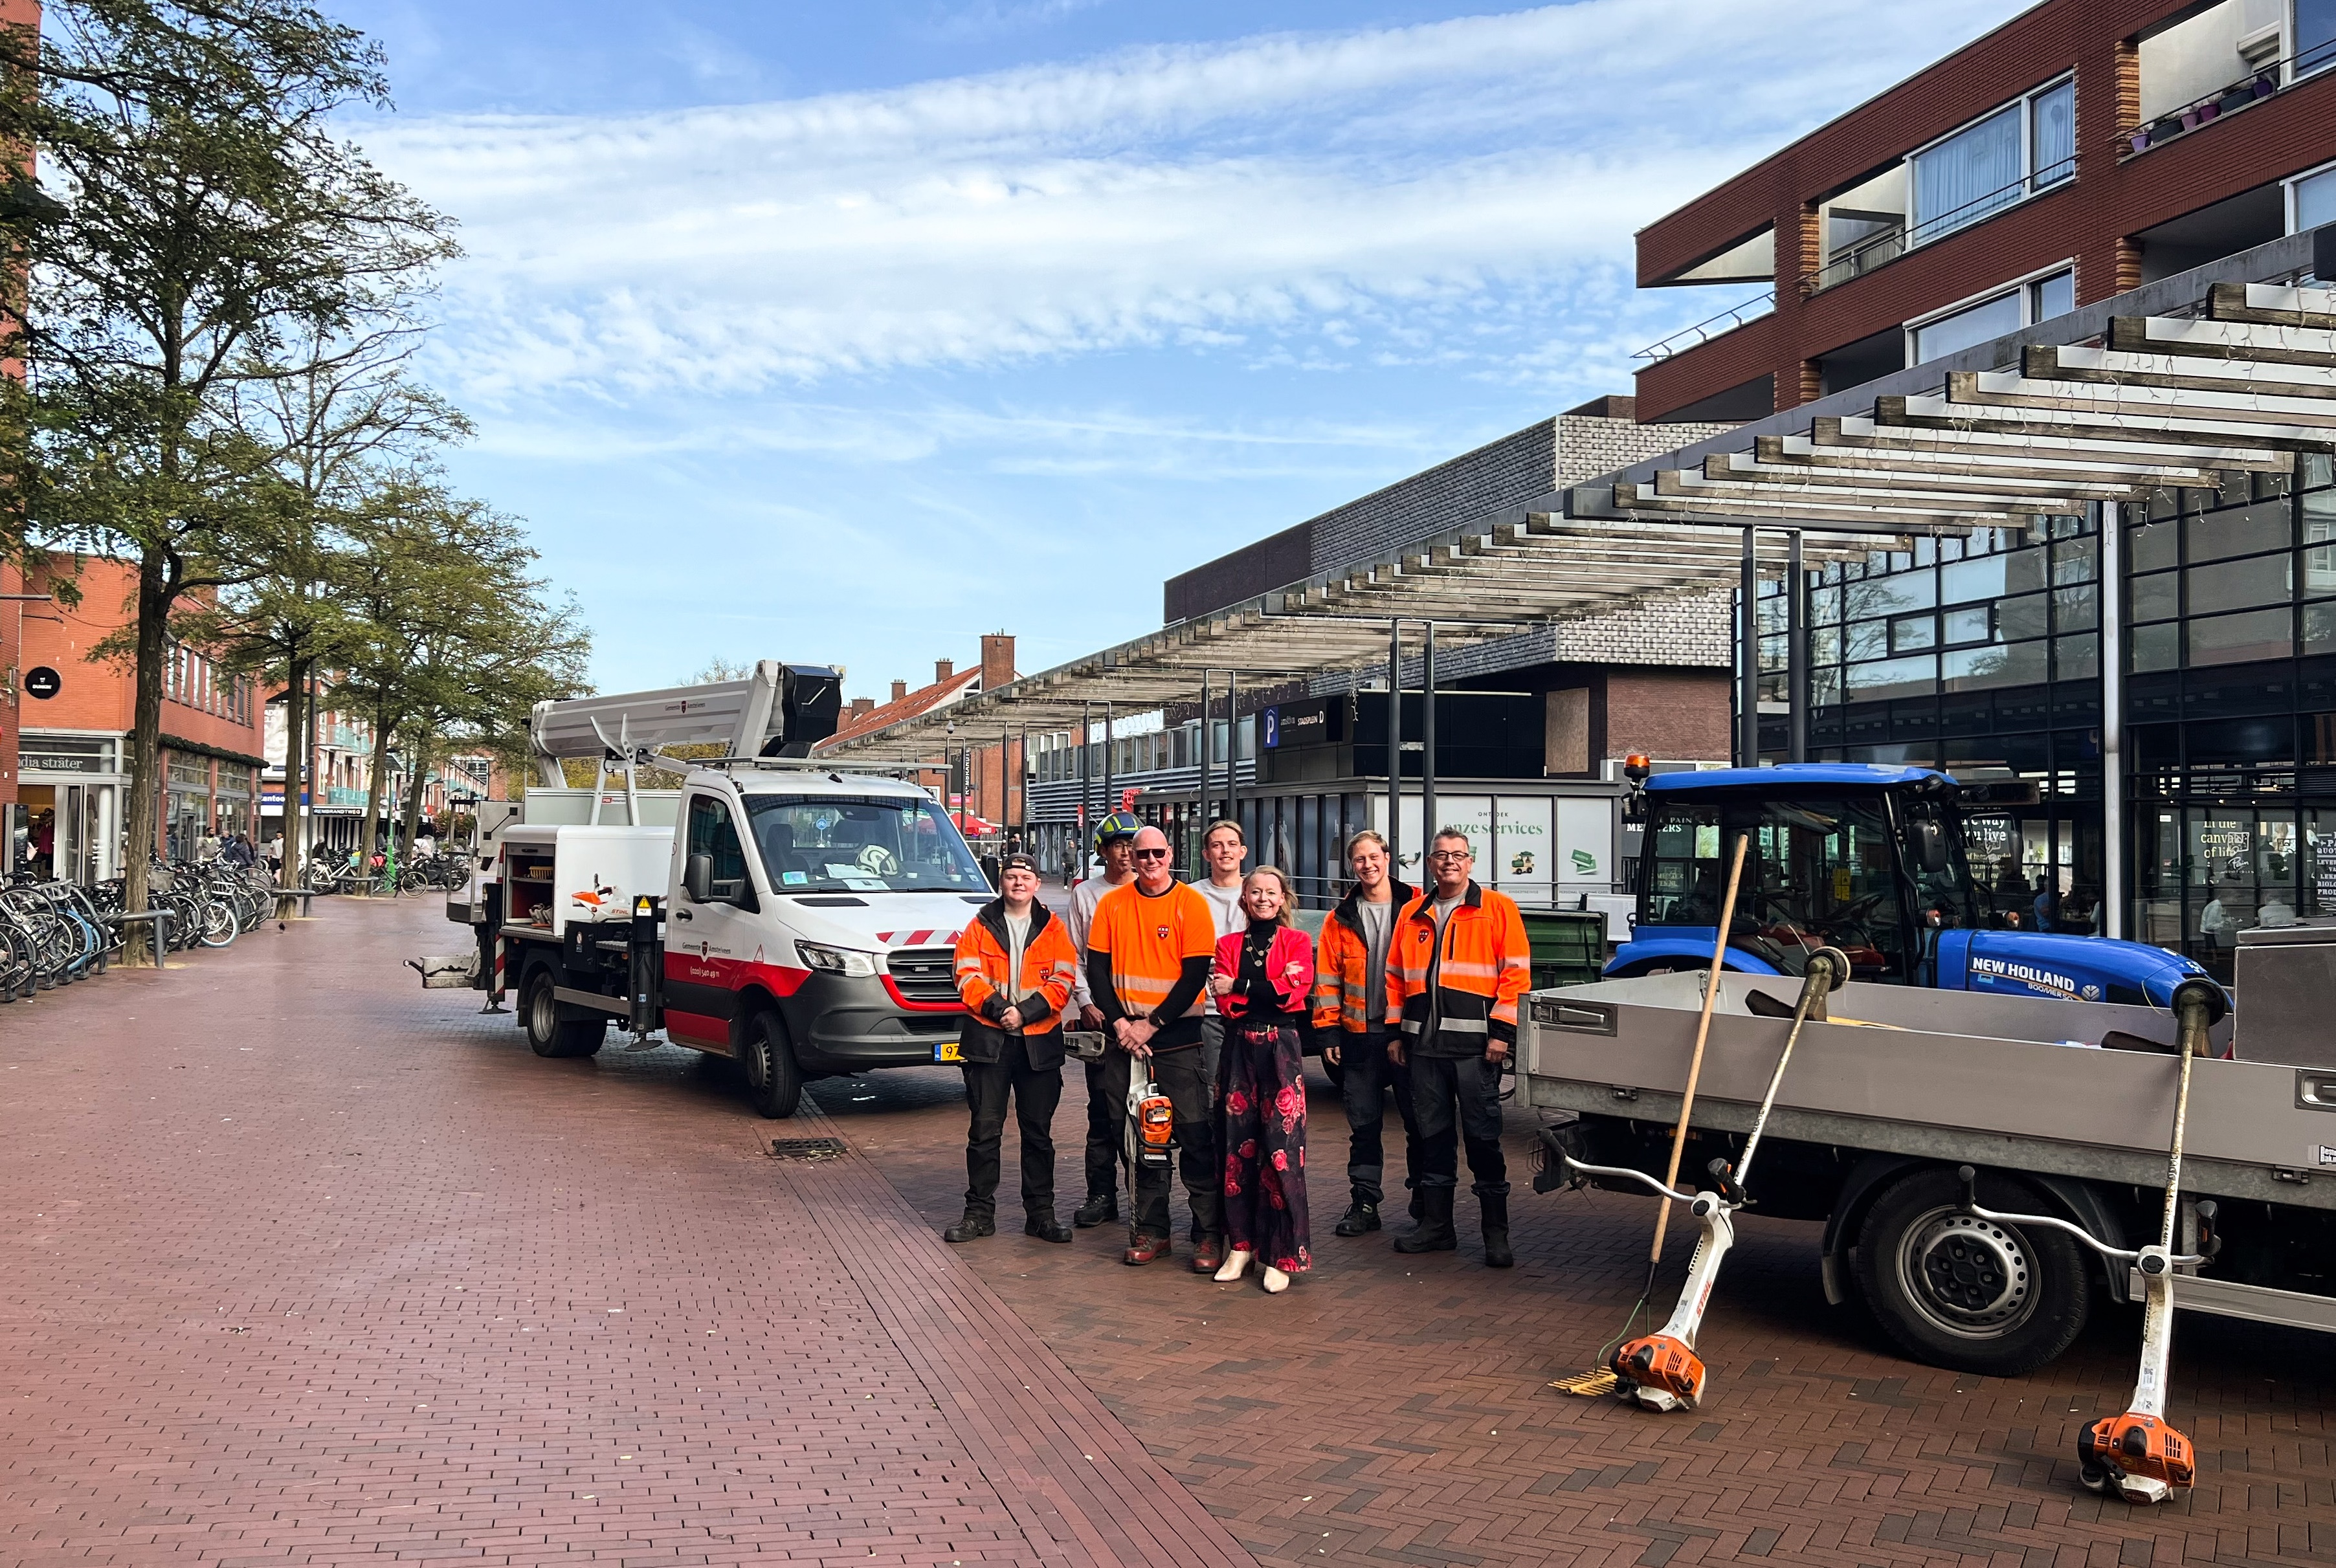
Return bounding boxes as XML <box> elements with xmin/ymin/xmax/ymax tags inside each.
<box><xmin>2130</xmin><ymin>571</ymin><xmax>2179</xmax><ymax>623</ymax></box>
<box><xmin>2187</xmin><ymin>606</ymin><xmax>2293</xmax><ymax>666</ymax></box>
<box><xmin>2188</xmin><ymin>551</ymin><xmax>2293</xmax><ymax>614</ymax></box>
<box><xmin>2187</xmin><ymin>498</ymin><xmax>2292</xmax><ymax>561</ymax></box>
<box><xmin>2132</xmin><ymin>623</ymin><xmax>2181</xmax><ymax>672</ymax></box>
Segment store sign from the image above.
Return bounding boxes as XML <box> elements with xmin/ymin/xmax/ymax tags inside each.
<box><xmin>24</xmin><ymin>666</ymin><xmax>61</xmax><ymax>700</ymax></box>
<box><xmin>21</xmin><ymin>735</ymin><xmax>117</xmax><ymax>774</ymax></box>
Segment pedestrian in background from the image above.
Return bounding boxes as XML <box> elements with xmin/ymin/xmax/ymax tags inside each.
<box><xmin>1068</xmin><ymin>810</ymin><xmax>1142</xmax><ymax>1229</ymax></box>
<box><xmin>946</xmin><ymin>852</ymin><xmax>1081</xmax><ymax>1244</ymax></box>
<box><xmin>1209</xmin><ymin>866</ymin><xmax>1314</xmax><ymax>1292</ymax></box>
<box><xmin>1386</xmin><ymin>828</ymin><xmax>1531</xmax><ymax>1268</ymax></box>
<box><xmin>1189</xmin><ymin>817</ymin><xmax>1248</xmax><ymax>1103</ymax></box>
<box><xmin>1312</xmin><ymin>829</ymin><xmax>1416</xmax><ymax>1237</ymax></box>
<box><xmin>1087</xmin><ymin>824</ymin><xmax>1220</xmax><ymax>1269</ymax></box>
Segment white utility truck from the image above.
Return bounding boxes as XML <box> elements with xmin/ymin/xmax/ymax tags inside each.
<box><xmin>434</xmin><ymin>663</ymin><xmax>994</xmax><ymax>1117</ymax></box>
<box><xmin>1522</xmin><ymin>931</ymin><xmax>2336</xmax><ymax>1378</ymax></box>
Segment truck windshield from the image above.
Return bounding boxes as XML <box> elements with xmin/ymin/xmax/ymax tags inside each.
<box><xmin>742</xmin><ymin>793</ymin><xmax>988</xmax><ymax>894</ymax></box>
<box><xmin>1642</xmin><ymin>791</ymin><xmax>1911</xmax><ymax>980</ymax></box>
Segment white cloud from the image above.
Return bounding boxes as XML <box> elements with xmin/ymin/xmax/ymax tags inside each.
<box><xmin>367</xmin><ymin>0</ymin><xmax>2025</xmax><ymax>401</ymax></box>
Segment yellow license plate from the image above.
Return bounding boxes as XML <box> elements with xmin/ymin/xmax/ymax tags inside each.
<box><xmin>933</xmin><ymin>1041</ymin><xmax>962</xmax><ymax>1063</ymax></box>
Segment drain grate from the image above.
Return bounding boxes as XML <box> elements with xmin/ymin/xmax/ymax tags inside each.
<box><xmin>770</xmin><ymin>1137</ymin><xmax>848</xmax><ymax>1161</ymax></box>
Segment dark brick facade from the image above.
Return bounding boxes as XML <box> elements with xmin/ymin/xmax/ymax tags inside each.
<box><xmin>1636</xmin><ymin>0</ymin><xmax>2336</xmax><ymax>421</ymax></box>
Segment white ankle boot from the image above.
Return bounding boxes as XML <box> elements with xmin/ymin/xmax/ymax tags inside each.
<box><xmin>1262</xmin><ymin>1266</ymin><xmax>1291</xmax><ymax>1294</ymax></box>
<box><xmin>1213</xmin><ymin>1248</ymin><xmax>1253</xmax><ymax>1282</ymax></box>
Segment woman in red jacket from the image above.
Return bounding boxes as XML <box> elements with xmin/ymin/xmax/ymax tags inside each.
<box><xmin>1207</xmin><ymin>867</ymin><xmax>1315</xmax><ymax>1292</ymax></box>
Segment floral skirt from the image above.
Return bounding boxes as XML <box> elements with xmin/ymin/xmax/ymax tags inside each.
<box><xmin>1220</xmin><ymin>1019</ymin><xmax>1311</xmax><ymax>1274</ymax></box>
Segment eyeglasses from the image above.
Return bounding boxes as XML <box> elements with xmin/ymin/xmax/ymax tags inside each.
<box><xmin>1427</xmin><ymin>850</ymin><xmax>1472</xmax><ymax>863</ymax></box>
<box><xmin>1133</xmin><ymin>848</ymin><xmax>1171</xmax><ymax>861</ymax></box>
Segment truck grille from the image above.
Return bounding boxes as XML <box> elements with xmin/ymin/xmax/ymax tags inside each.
<box><xmin>886</xmin><ymin>948</ymin><xmax>961</xmax><ymax>1005</ymax></box>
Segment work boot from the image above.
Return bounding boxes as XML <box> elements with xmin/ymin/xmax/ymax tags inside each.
<box><xmin>942</xmin><ymin>1210</ymin><xmax>996</xmax><ymax>1243</ymax></box>
<box><xmin>1023</xmin><ymin>1213</ymin><xmax>1073</xmax><ymax>1244</ymax></box>
<box><xmin>1392</xmin><ymin>1187</ymin><xmax>1457</xmax><ymax>1254</ymax></box>
<box><xmin>1480</xmin><ymin>1193</ymin><xmax>1513</xmax><ymax>1268</ymax></box>
<box><xmin>1073</xmin><ymin>1193</ymin><xmax>1117</xmax><ymax>1228</ymax></box>
<box><xmin>1333</xmin><ymin>1196</ymin><xmax>1381</xmax><ymax>1237</ymax></box>
<box><xmin>1190</xmin><ymin>1235</ymin><xmax>1225</xmax><ymax>1274</ymax></box>
<box><xmin>1408</xmin><ymin>1183</ymin><xmax>1425</xmax><ymax>1222</ymax></box>
<box><xmin>1122</xmin><ymin>1231</ymin><xmax>1171</xmax><ymax>1266</ymax></box>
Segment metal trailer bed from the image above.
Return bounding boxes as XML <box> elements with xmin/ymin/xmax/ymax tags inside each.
<box><xmin>1520</xmin><ymin>973</ymin><xmax>2336</xmax><ymax>1362</ymax></box>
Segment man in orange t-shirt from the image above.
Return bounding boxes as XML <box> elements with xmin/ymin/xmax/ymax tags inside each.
<box><xmin>1087</xmin><ymin>825</ymin><xmax>1220</xmax><ymax>1269</ymax></box>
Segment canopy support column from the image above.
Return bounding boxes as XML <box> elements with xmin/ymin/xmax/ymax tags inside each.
<box><xmin>2101</xmin><ymin>501</ymin><xmax>2126</xmax><ymax>942</ymax></box>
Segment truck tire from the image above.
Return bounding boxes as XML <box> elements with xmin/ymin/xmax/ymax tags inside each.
<box><xmin>523</xmin><ymin>968</ymin><xmax>608</xmax><ymax>1059</ymax></box>
<box><xmin>740</xmin><ymin>1008</ymin><xmax>803</xmax><ymax>1119</ymax></box>
<box><xmin>1853</xmin><ymin>1166</ymin><xmax>2091</xmax><ymax>1376</ymax></box>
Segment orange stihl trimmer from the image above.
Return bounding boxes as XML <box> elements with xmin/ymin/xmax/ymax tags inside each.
<box><xmin>1562</xmin><ymin>942</ymin><xmax>1849</xmax><ymax>1411</ymax></box>
<box><xmin>1961</xmin><ymin>975</ymin><xmax>2226</xmax><ymax>1504</ymax></box>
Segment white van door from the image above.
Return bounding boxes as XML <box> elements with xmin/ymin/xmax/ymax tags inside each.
<box><xmin>664</xmin><ymin>790</ymin><xmax>764</xmax><ymax>1051</ymax></box>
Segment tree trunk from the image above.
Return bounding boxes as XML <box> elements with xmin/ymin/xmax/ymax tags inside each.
<box><xmin>399</xmin><ymin>728</ymin><xmax>430</xmax><ymax>863</ymax></box>
<box><xmin>361</xmin><ymin>703</ymin><xmax>393</xmax><ymax>892</ymax></box>
<box><xmin>304</xmin><ymin>669</ymin><xmax>322</xmax><ymax>879</ymax></box>
<box><xmin>120</xmin><ymin>549</ymin><xmax>174</xmax><ymax>963</ymax></box>
<box><xmin>281</xmin><ymin>652</ymin><xmax>308</xmax><ymax>903</ymax></box>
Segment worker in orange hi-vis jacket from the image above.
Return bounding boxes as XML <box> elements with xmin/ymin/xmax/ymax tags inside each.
<box><xmin>947</xmin><ymin>853</ymin><xmax>1081</xmax><ymax>1245</ymax></box>
<box><xmin>1384</xmin><ymin>826</ymin><xmax>1532</xmax><ymax>1269</ymax></box>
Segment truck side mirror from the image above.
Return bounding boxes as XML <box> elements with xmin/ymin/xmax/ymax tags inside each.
<box><xmin>684</xmin><ymin>852</ymin><xmax>713</xmax><ymax>903</ymax></box>
<box><xmin>1911</xmin><ymin>820</ymin><xmax>1950</xmax><ymax>874</ymax></box>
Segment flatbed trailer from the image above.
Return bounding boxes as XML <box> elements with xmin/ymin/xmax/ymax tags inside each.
<box><xmin>1522</xmin><ymin>971</ymin><xmax>2336</xmax><ymax>1374</ymax></box>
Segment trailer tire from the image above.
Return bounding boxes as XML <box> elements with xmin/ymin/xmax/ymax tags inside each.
<box><xmin>740</xmin><ymin>1009</ymin><xmax>803</xmax><ymax>1119</ymax></box>
<box><xmin>524</xmin><ymin>968</ymin><xmax>608</xmax><ymax>1059</ymax></box>
<box><xmin>1854</xmin><ymin>1166</ymin><xmax>2090</xmax><ymax>1376</ymax></box>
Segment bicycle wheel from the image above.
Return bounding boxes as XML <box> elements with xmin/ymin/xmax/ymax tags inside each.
<box><xmin>199</xmin><ymin>898</ymin><xmax>239</xmax><ymax>947</ymax></box>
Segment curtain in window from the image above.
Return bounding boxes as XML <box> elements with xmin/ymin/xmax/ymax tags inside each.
<box><xmin>1913</xmin><ymin>105</ymin><xmax>2021</xmax><ymax>242</ymax></box>
<box><xmin>2030</xmin><ymin>81</ymin><xmax>2075</xmax><ymax>186</ymax></box>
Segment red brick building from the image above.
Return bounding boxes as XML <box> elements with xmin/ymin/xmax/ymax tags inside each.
<box><xmin>8</xmin><ymin>557</ymin><xmax>265</xmax><ymax>880</ymax></box>
<box><xmin>1634</xmin><ymin>0</ymin><xmax>2336</xmax><ymax>422</ymax></box>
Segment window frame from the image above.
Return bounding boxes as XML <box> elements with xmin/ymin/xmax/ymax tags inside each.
<box><xmin>1904</xmin><ymin>259</ymin><xmax>2077</xmax><ymax>366</ymax></box>
<box><xmin>1906</xmin><ymin>73</ymin><xmax>2079</xmax><ymax>247</ymax></box>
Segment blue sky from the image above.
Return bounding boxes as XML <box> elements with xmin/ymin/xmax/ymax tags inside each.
<box><xmin>336</xmin><ymin>0</ymin><xmax>2032</xmax><ymax>701</ymax></box>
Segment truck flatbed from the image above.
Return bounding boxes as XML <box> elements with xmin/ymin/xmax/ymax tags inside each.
<box><xmin>1522</xmin><ymin>972</ymin><xmax>2336</xmax><ymax>1371</ymax></box>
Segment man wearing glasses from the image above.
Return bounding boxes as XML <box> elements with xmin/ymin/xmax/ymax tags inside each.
<box><xmin>1085</xmin><ymin>825</ymin><xmax>1223</xmax><ymax>1268</ymax></box>
<box><xmin>1385</xmin><ymin>828</ymin><xmax>1531</xmax><ymax>1268</ymax></box>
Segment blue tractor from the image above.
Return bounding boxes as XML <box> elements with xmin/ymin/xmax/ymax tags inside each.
<box><xmin>1605</xmin><ymin>763</ymin><xmax>2214</xmax><ymax>1010</ymax></box>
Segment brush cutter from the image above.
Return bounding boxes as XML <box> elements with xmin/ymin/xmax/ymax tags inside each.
<box><xmin>1959</xmin><ymin>975</ymin><xmax>2226</xmax><ymax>1503</ymax></box>
<box><xmin>1561</xmin><ymin>945</ymin><xmax>1849</xmax><ymax>1411</ymax></box>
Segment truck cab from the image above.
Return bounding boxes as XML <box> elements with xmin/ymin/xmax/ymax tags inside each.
<box><xmin>660</xmin><ymin>769</ymin><xmax>993</xmax><ymax>1076</ymax></box>
<box><xmin>1607</xmin><ymin>764</ymin><xmax>2212</xmax><ymax>1010</ymax></box>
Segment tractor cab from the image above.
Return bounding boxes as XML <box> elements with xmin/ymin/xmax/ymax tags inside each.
<box><xmin>1608</xmin><ymin>764</ymin><xmax>2214</xmax><ymax>1010</ymax></box>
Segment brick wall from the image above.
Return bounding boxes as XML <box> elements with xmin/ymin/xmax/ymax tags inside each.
<box><xmin>1605</xmin><ymin>668</ymin><xmax>1733</xmax><ymax>762</ymax></box>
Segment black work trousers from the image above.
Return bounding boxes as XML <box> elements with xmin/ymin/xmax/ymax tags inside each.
<box><xmin>1337</xmin><ymin>1028</ymin><xmax>1417</xmax><ymax>1207</ymax></box>
<box><xmin>1408</xmin><ymin>1050</ymin><xmax>1509</xmax><ymax>1198</ymax></box>
<box><xmin>961</xmin><ymin>1033</ymin><xmax>1063</xmax><ymax>1221</ymax></box>
<box><xmin>1082</xmin><ymin>1057</ymin><xmax>1123</xmax><ymax>1202</ymax></box>
<box><xmin>1102</xmin><ymin>1044</ymin><xmax>1221</xmax><ymax>1243</ymax></box>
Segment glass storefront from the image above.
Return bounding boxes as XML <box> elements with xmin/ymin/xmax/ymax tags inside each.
<box><xmin>1754</xmin><ymin>450</ymin><xmax>2336</xmax><ymax>975</ymax></box>
<box><xmin>16</xmin><ymin>734</ymin><xmax>126</xmax><ymax>885</ymax></box>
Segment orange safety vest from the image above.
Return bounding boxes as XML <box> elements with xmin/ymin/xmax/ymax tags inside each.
<box><xmin>1310</xmin><ymin>879</ymin><xmax>1414</xmax><ymax>1034</ymax></box>
<box><xmin>953</xmin><ymin>901</ymin><xmax>1079</xmax><ymax>1033</ymax></box>
<box><xmin>1384</xmin><ymin>881</ymin><xmax>1531</xmax><ymax>1052</ymax></box>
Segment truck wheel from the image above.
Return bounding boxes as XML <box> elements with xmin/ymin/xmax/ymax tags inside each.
<box><xmin>740</xmin><ymin>1009</ymin><xmax>803</xmax><ymax>1119</ymax></box>
<box><xmin>524</xmin><ymin>969</ymin><xmax>607</xmax><ymax>1059</ymax></box>
<box><xmin>1853</xmin><ymin>1166</ymin><xmax>2091</xmax><ymax>1376</ymax></box>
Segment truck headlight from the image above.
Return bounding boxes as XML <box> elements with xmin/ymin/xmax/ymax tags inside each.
<box><xmin>796</xmin><ymin>941</ymin><xmax>879</xmax><ymax>978</ymax></box>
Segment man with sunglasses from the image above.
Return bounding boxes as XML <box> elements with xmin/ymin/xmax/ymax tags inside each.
<box><xmin>1085</xmin><ymin>825</ymin><xmax>1222</xmax><ymax>1268</ymax></box>
<box><xmin>1385</xmin><ymin>829</ymin><xmax>1531</xmax><ymax>1268</ymax></box>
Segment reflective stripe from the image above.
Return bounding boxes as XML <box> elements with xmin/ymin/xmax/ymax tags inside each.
<box><xmin>1438</xmin><ymin>960</ymin><xmax>1500</xmax><ymax>980</ymax></box>
<box><xmin>1437</xmin><ymin>1016</ymin><xmax>1489</xmax><ymax>1034</ymax></box>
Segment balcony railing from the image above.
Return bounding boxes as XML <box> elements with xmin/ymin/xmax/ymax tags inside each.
<box><xmin>1801</xmin><ymin>166</ymin><xmax>2069</xmax><ymax>294</ymax></box>
<box><xmin>1632</xmin><ymin>291</ymin><xmax>1775</xmax><ymax>362</ymax></box>
<box><xmin>2118</xmin><ymin>44</ymin><xmax>2332</xmax><ymax>160</ymax></box>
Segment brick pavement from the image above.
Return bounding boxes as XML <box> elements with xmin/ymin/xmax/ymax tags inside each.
<box><xmin>0</xmin><ymin>898</ymin><xmax>1251</xmax><ymax>1567</ymax></box>
<box><xmin>6</xmin><ymin>896</ymin><xmax>2333</xmax><ymax>1567</ymax></box>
